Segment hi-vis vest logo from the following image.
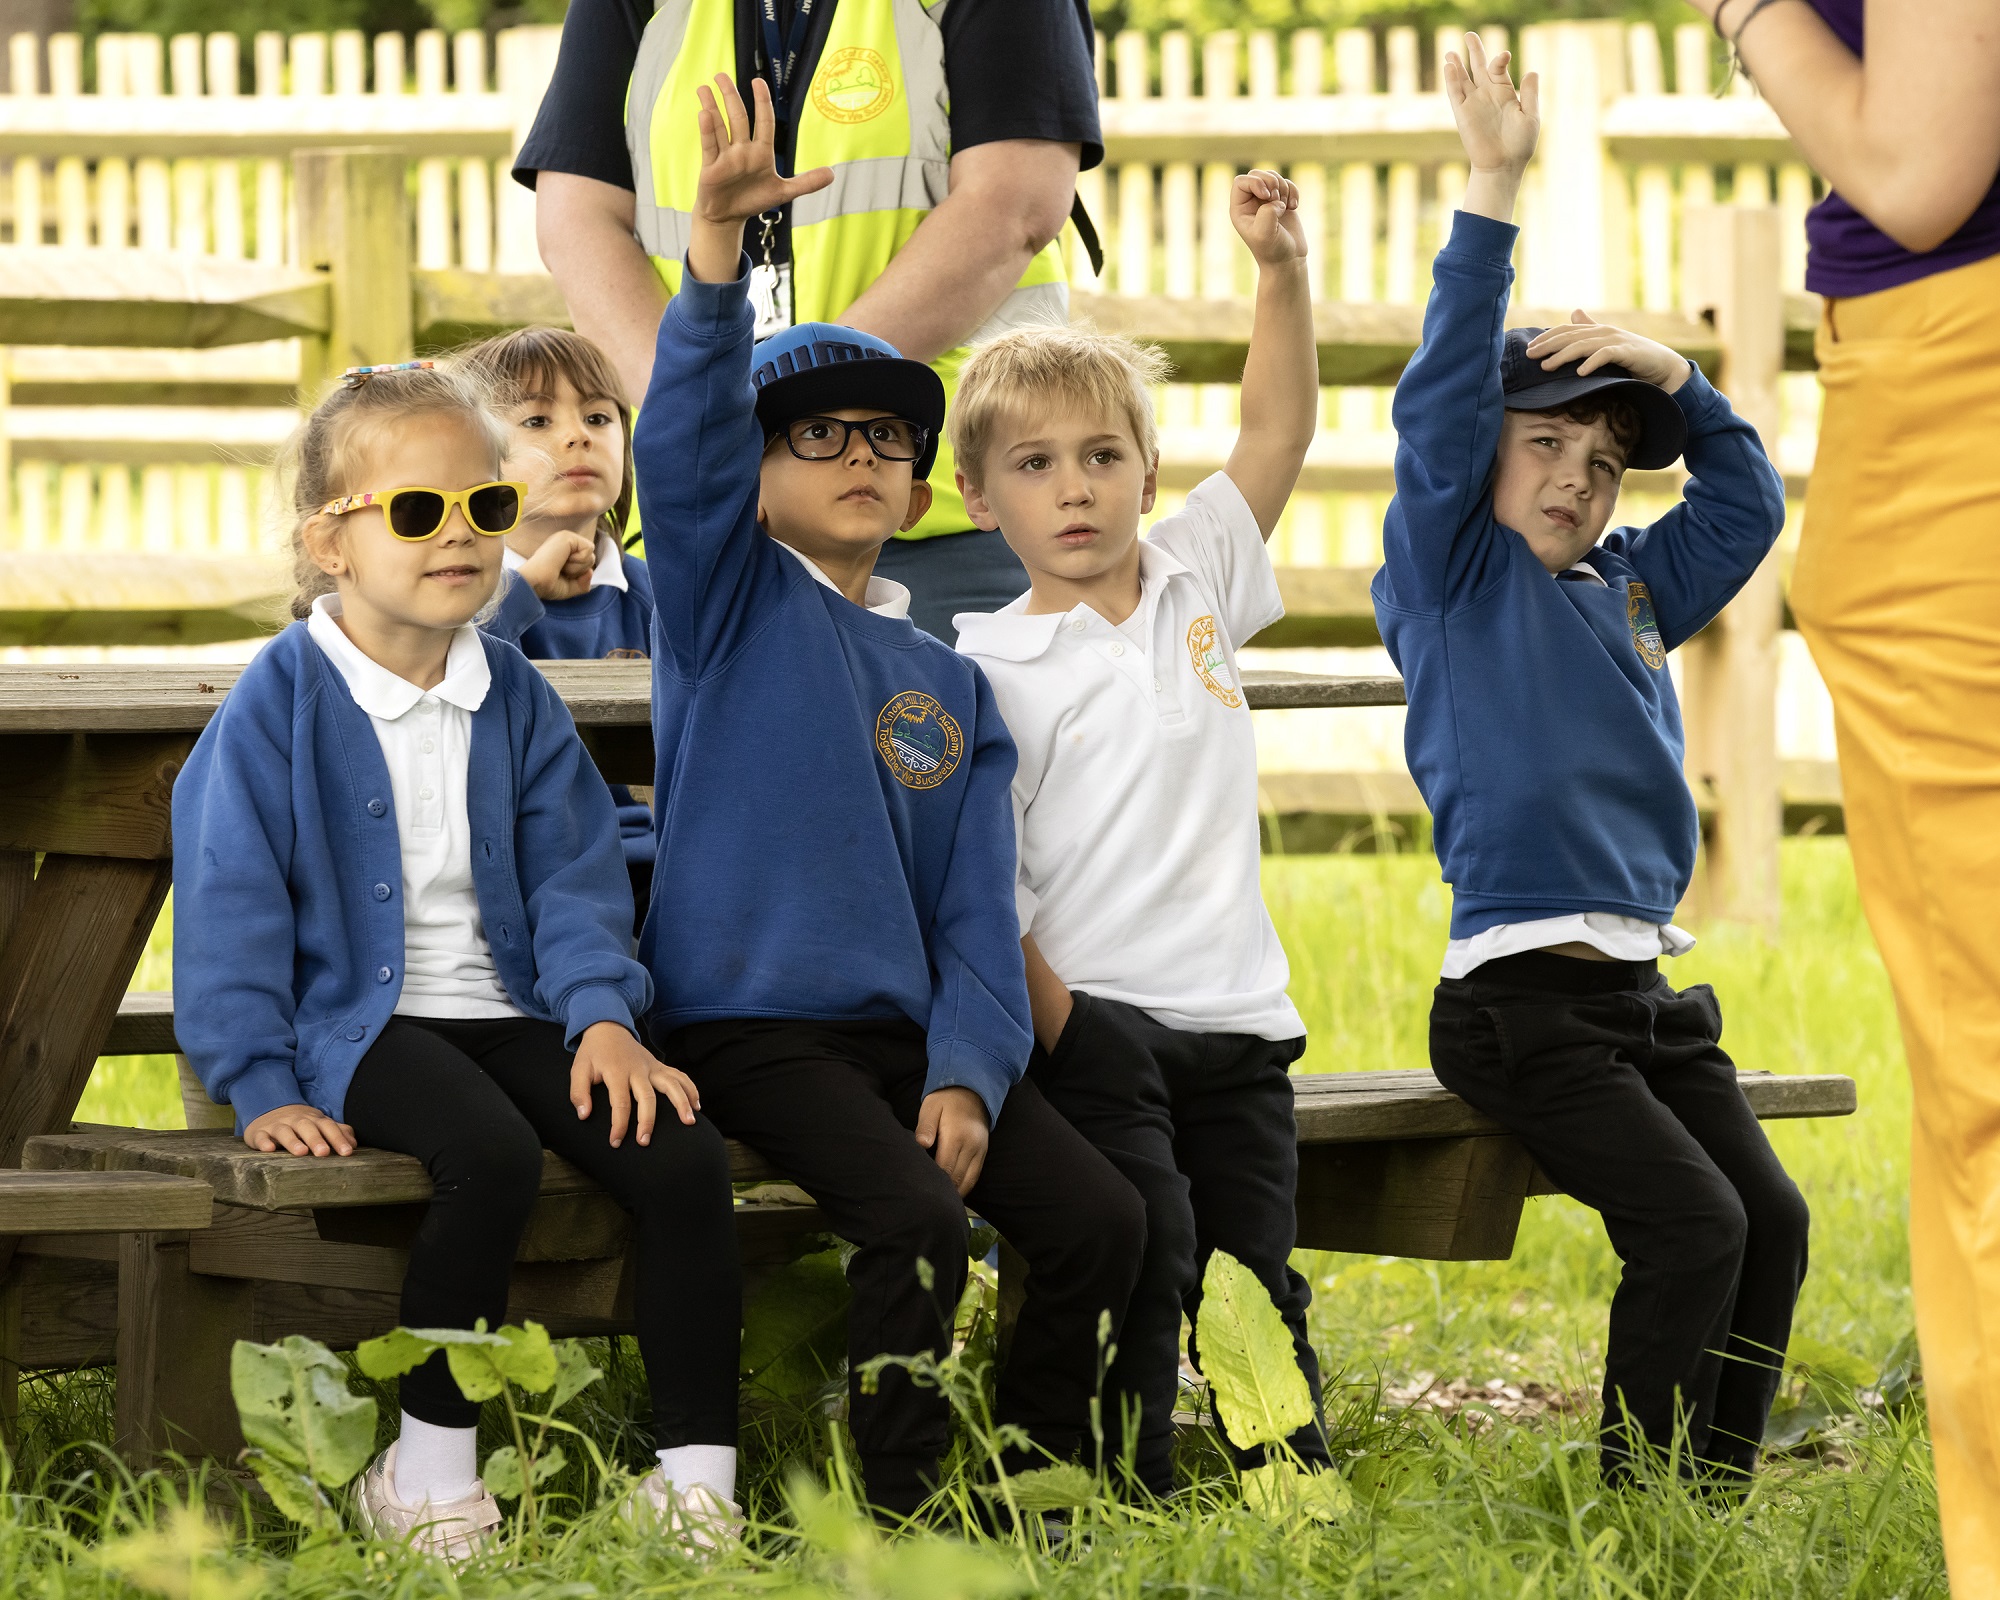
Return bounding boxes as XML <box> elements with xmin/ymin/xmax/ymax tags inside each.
<box><xmin>812</xmin><ymin>46</ymin><xmax>895</xmax><ymax>124</ymax></box>
<box><xmin>876</xmin><ymin>691</ymin><xmax>963</xmax><ymax>789</ymax></box>
<box><xmin>1627</xmin><ymin>581</ymin><xmax>1667</xmax><ymax>669</ymax></box>
<box><xmin>1186</xmin><ymin>615</ymin><xmax>1243</xmax><ymax>707</ymax></box>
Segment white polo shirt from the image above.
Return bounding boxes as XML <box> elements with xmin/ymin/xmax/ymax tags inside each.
<box><xmin>306</xmin><ymin>596</ymin><xmax>522</xmax><ymax>1019</ymax></box>
<box><xmin>956</xmin><ymin>473</ymin><xmax>1303</xmax><ymax>1042</ymax></box>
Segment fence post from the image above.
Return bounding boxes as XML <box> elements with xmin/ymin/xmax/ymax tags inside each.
<box><xmin>293</xmin><ymin>148</ymin><xmax>414</xmax><ymax>394</ymax></box>
<box><xmin>1679</xmin><ymin>205</ymin><xmax>1784</xmax><ymax>930</ymax></box>
<box><xmin>1519</xmin><ymin>20</ymin><xmax>1626</xmax><ymax>309</ymax></box>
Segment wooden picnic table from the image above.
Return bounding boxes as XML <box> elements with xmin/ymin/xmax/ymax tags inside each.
<box><xmin>0</xmin><ymin>659</ymin><xmax>1853</xmax><ymax>1463</ymax></box>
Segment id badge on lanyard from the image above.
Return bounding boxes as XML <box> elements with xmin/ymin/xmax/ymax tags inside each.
<box><xmin>752</xmin><ymin>0</ymin><xmax>815</xmax><ymax>341</ymax></box>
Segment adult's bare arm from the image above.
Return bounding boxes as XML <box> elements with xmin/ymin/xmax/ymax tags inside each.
<box><xmin>1688</xmin><ymin>0</ymin><xmax>2000</xmax><ymax>253</ymax></box>
<box><xmin>838</xmin><ymin>139</ymin><xmax>1080</xmax><ymax>364</ymax></box>
<box><xmin>535</xmin><ymin>171</ymin><xmax>670</xmax><ymax>407</ymax></box>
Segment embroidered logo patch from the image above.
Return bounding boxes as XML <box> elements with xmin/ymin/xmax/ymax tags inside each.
<box><xmin>1627</xmin><ymin>581</ymin><xmax>1667</xmax><ymax>669</ymax></box>
<box><xmin>812</xmin><ymin>46</ymin><xmax>895</xmax><ymax>124</ymax></box>
<box><xmin>876</xmin><ymin>691</ymin><xmax>963</xmax><ymax>789</ymax></box>
<box><xmin>1186</xmin><ymin>615</ymin><xmax>1243</xmax><ymax>707</ymax></box>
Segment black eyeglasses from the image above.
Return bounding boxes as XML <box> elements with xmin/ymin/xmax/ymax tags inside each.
<box><xmin>770</xmin><ymin>415</ymin><xmax>928</xmax><ymax>462</ymax></box>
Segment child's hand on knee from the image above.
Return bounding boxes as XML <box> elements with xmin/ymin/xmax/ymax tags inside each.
<box><xmin>244</xmin><ymin>1104</ymin><xmax>356</xmax><ymax>1158</ymax></box>
<box><xmin>570</xmin><ymin>1020</ymin><xmax>702</xmax><ymax>1148</ymax></box>
<box><xmin>916</xmin><ymin>1087</ymin><xmax>989</xmax><ymax>1198</ymax></box>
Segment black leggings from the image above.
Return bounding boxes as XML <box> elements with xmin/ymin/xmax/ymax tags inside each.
<box><xmin>342</xmin><ymin>1015</ymin><xmax>741</xmax><ymax>1444</ymax></box>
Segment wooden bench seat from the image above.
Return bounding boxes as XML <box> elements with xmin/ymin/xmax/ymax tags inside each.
<box><xmin>0</xmin><ymin>1169</ymin><xmax>213</xmax><ymax>1233</ymax></box>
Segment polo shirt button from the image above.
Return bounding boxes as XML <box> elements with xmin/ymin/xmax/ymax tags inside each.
<box><xmin>1069</xmin><ymin>617</ymin><xmax>1086</xmax><ymax>633</ymax></box>
<box><xmin>345</xmin><ymin>1026</ymin><xmax>365</xmax><ymax>1042</ymax></box>
<box><xmin>373</xmin><ymin>882</ymin><xmax>392</xmax><ymax>901</ymax></box>
<box><xmin>1154</xmin><ymin>679</ymin><xmax>1163</xmax><ymax>691</ymax></box>
<box><xmin>418</xmin><ymin>786</ymin><xmax>435</xmax><ymax>802</ymax></box>
<box><xmin>1109</xmin><ymin>642</ymin><xmax>1126</xmax><ymax>657</ymax></box>
<box><xmin>376</xmin><ymin>965</ymin><xmax>393</xmax><ymax>983</ymax></box>
<box><xmin>366</xmin><ymin>798</ymin><xmax>386</xmax><ymax>817</ymax></box>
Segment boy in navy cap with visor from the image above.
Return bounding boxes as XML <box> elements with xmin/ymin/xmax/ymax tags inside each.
<box><xmin>632</xmin><ymin>74</ymin><xmax>1143</xmax><ymax>1521</ymax></box>
<box><xmin>1377</xmin><ymin>38</ymin><xmax>1810</xmax><ymax>1485</ymax></box>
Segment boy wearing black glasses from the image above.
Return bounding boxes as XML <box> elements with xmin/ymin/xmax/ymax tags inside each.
<box><xmin>633</xmin><ymin>75</ymin><xmax>1144</xmax><ymax>1522</ymax></box>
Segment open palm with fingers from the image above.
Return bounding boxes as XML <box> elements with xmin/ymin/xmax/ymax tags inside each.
<box><xmin>1443</xmin><ymin>32</ymin><xmax>1539</xmax><ymax>175</ymax></box>
<box><xmin>694</xmin><ymin>74</ymin><xmax>832</xmax><ymax>227</ymax></box>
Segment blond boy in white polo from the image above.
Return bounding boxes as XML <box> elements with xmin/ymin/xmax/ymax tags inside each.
<box><xmin>951</xmin><ymin>168</ymin><xmax>1322</xmax><ymax>1496</ymax></box>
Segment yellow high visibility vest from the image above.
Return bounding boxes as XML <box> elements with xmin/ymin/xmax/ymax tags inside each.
<box><xmin>626</xmin><ymin>0</ymin><xmax>1069</xmax><ymax>538</ymax></box>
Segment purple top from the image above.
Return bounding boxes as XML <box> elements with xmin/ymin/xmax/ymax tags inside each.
<box><xmin>1802</xmin><ymin>0</ymin><xmax>2000</xmax><ymax>296</ymax></box>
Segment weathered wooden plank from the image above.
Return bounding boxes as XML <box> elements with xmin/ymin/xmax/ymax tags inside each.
<box><xmin>1295</xmin><ymin>1135</ymin><xmax>1540</xmax><ymax>1259</ymax></box>
<box><xmin>0</xmin><ymin>553</ymin><xmax>288</xmax><ymax>649</ymax></box>
<box><xmin>0</xmin><ymin>857</ymin><xmax>173</xmax><ymax>1184</ymax></box>
<box><xmin>1100</xmin><ymin>92</ymin><xmax>1464</xmax><ymax>166</ymax></box>
<box><xmin>414</xmin><ymin>267</ymin><xmax>571</xmax><ymax>348</ymax></box>
<box><xmin>3</xmin><ymin>406</ymin><xmax>294</xmax><ymax>465</ymax></box>
<box><xmin>0</xmin><ymin>734</ymin><xmax>194</xmax><ymax>858</ymax></box>
<box><xmin>25</xmin><ymin>1125</ymin><xmax>787</xmax><ymax>1202</ymax></box>
<box><xmin>0</xmin><ymin>248</ymin><xmax>329</xmax><ymax>348</ymax></box>
<box><xmin>116</xmin><ymin>1230</ymin><xmax>256</xmax><ymax>1463</ymax></box>
<box><xmin>104</xmin><ymin>991</ymin><xmax>177</xmax><ymax>1057</ymax></box>
<box><xmin>0</xmin><ymin>93</ymin><xmax>515</xmax><ymax>161</ymax></box>
<box><xmin>5</xmin><ymin>1249</ymin><xmax>119</xmax><ymax>1369</ymax></box>
<box><xmin>0</xmin><ymin>1171</ymin><xmax>212</xmax><ymax>1234</ymax></box>
<box><xmin>1600</xmin><ymin>94</ymin><xmax>1799</xmax><ymax>165</ymax></box>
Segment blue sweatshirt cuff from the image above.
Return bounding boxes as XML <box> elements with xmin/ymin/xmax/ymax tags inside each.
<box><xmin>669</xmin><ymin>252</ymin><xmax>753</xmax><ymax>337</ymax></box>
<box><xmin>485</xmin><ymin>571</ymin><xmax>544</xmax><ymax>646</ymax></box>
<box><xmin>1670</xmin><ymin>362</ymin><xmax>1725</xmax><ymax>425</ymax></box>
<box><xmin>228</xmin><ymin>1060</ymin><xmax>311</xmax><ymax>1136</ymax></box>
<box><xmin>559</xmin><ymin>982</ymin><xmax>636</xmax><ymax>1048</ymax></box>
<box><xmin>925</xmin><ymin>1038</ymin><xmax>1020</xmax><ymax>1129</ymax></box>
<box><xmin>1443</xmin><ymin>209</ymin><xmax>1519</xmax><ymax>268</ymax></box>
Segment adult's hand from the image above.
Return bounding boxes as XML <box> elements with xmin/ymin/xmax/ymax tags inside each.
<box><xmin>1686</xmin><ymin>0</ymin><xmax>2000</xmax><ymax>253</ymax></box>
<box><xmin>244</xmin><ymin>1103</ymin><xmax>356</xmax><ymax>1157</ymax></box>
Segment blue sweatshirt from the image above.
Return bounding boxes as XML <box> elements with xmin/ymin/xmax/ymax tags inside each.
<box><xmin>632</xmin><ymin>261</ymin><xmax>1031</xmax><ymax>1124</ymax></box>
<box><xmin>1373</xmin><ymin>211</ymin><xmax>1786</xmax><ymax>938</ymax></box>
<box><xmin>172</xmin><ymin>623</ymin><xmax>652</xmax><ymax>1132</ymax></box>
<box><xmin>486</xmin><ymin>555</ymin><xmax>658</xmax><ymax>866</ymax></box>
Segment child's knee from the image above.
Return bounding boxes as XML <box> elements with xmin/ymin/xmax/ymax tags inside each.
<box><xmin>435</xmin><ymin>1121</ymin><xmax>544</xmax><ymax>1214</ymax></box>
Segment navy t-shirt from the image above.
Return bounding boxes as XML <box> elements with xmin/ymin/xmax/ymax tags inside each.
<box><xmin>515</xmin><ymin>0</ymin><xmax>1102</xmax><ymax>204</ymax></box>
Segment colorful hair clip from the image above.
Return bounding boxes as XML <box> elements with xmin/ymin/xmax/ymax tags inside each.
<box><xmin>342</xmin><ymin>360</ymin><xmax>436</xmax><ymax>388</ymax></box>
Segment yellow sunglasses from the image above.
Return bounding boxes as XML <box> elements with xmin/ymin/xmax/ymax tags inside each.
<box><xmin>318</xmin><ymin>481</ymin><xmax>526</xmax><ymax>542</ymax></box>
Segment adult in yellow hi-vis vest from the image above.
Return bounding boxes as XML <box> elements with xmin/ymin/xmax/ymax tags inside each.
<box><xmin>518</xmin><ymin>0</ymin><xmax>1103</xmax><ymax>642</ymax></box>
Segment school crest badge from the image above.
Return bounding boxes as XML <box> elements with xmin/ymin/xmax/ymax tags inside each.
<box><xmin>876</xmin><ymin>691</ymin><xmax>963</xmax><ymax>790</ymax></box>
<box><xmin>1627</xmin><ymin>581</ymin><xmax>1666</xmax><ymax>669</ymax></box>
<box><xmin>812</xmin><ymin>46</ymin><xmax>895</xmax><ymax>124</ymax></box>
<box><xmin>1186</xmin><ymin>615</ymin><xmax>1243</xmax><ymax>707</ymax></box>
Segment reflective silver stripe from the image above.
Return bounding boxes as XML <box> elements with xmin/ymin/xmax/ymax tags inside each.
<box><xmin>628</xmin><ymin>0</ymin><xmax>693</xmax><ymax>256</ymax></box>
<box><xmin>965</xmin><ymin>280</ymin><xmax>1070</xmax><ymax>346</ymax></box>
<box><xmin>790</xmin><ymin>155</ymin><xmax>949</xmax><ymax>227</ymax></box>
<box><xmin>897</xmin><ymin>0</ymin><xmax>952</xmax><ymax>166</ymax></box>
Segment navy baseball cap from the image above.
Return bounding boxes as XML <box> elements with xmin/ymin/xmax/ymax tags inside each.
<box><xmin>1500</xmin><ymin>327</ymin><xmax>1688</xmax><ymax>471</ymax></box>
<box><xmin>750</xmin><ymin>322</ymin><xmax>947</xmax><ymax>479</ymax></box>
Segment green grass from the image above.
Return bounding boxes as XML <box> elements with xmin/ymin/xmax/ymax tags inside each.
<box><xmin>12</xmin><ymin>837</ymin><xmax>1939</xmax><ymax>1596</ymax></box>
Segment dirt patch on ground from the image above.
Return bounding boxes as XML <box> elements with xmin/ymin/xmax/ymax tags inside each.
<box><xmin>1382</xmin><ymin>1373</ymin><xmax>1595</xmax><ymax>1427</ymax></box>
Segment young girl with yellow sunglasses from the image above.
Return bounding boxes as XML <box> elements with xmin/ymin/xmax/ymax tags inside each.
<box><xmin>171</xmin><ymin>361</ymin><xmax>743</xmax><ymax>1558</ymax></box>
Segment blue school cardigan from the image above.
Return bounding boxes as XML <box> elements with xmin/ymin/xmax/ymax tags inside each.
<box><xmin>172</xmin><ymin>622</ymin><xmax>652</xmax><ymax>1133</ymax></box>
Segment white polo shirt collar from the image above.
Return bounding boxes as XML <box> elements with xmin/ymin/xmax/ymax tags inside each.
<box><xmin>306</xmin><ymin>594</ymin><xmax>491</xmax><ymax>718</ymax></box>
<box><xmin>500</xmin><ymin>528</ymin><xmax>630</xmax><ymax>594</ymax></box>
<box><xmin>955</xmin><ymin>540</ymin><xmax>1194</xmax><ymax>664</ymax></box>
<box><xmin>774</xmin><ymin>541</ymin><xmax>912</xmax><ymax>618</ymax></box>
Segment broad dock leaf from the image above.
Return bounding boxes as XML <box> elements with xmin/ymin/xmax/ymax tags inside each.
<box><xmin>1196</xmin><ymin>1250</ymin><xmax>1313</xmax><ymax>1450</ymax></box>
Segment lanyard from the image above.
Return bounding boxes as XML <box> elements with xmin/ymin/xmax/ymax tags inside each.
<box><xmin>755</xmin><ymin>0</ymin><xmax>817</xmax><ymax>133</ymax></box>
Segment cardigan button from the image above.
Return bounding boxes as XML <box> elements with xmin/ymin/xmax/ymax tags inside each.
<box><xmin>376</xmin><ymin>965</ymin><xmax>393</xmax><ymax>983</ymax></box>
<box><xmin>373</xmin><ymin>882</ymin><xmax>392</xmax><ymax>901</ymax></box>
<box><xmin>344</xmin><ymin>1026</ymin><xmax>365</xmax><ymax>1042</ymax></box>
<box><xmin>366</xmin><ymin>798</ymin><xmax>387</xmax><ymax>817</ymax></box>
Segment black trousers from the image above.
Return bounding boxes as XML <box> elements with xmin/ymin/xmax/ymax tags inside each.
<box><xmin>664</xmin><ymin>1017</ymin><xmax>1146</xmax><ymax>1516</ymax></box>
<box><xmin>1029</xmin><ymin>992</ymin><xmax>1327</xmax><ymax>1494</ymax></box>
<box><xmin>343</xmin><ymin>1015</ymin><xmax>741</xmax><ymax>1445</ymax></box>
<box><xmin>1429</xmin><ymin>952</ymin><xmax>1811</xmax><ymax>1478</ymax></box>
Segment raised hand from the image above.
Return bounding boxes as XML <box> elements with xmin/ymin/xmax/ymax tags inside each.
<box><xmin>1443</xmin><ymin>33</ymin><xmax>1539</xmax><ymax>176</ymax></box>
<box><xmin>1526</xmin><ymin>310</ymin><xmax>1692</xmax><ymax>394</ymax></box>
<box><xmin>694</xmin><ymin>75</ymin><xmax>832</xmax><ymax>229</ymax></box>
<box><xmin>1230</xmin><ymin>169</ymin><xmax>1307</xmax><ymax>266</ymax></box>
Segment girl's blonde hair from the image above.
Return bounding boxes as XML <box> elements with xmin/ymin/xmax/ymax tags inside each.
<box><xmin>281</xmin><ymin>362</ymin><xmax>510</xmax><ymax>619</ymax></box>
<box><xmin>456</xmin><ymin>327</ymin><xmax>636</xmax><ymax>548</ymax></box>
<box><xmin>948</xmin><ymin>326</ymin><xmax>1170</xmax><ymax>489</ymax></box>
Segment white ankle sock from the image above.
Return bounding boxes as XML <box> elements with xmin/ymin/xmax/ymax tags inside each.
<box><xmin>656</xmin><ymin>1444</ymin><xmax>738</xmax><ymax>1505</ymax></box>
<box><xmin>394</xmin><ymin>1413</ymin><xmax>480</xmax><ymax>1505</ymax></box>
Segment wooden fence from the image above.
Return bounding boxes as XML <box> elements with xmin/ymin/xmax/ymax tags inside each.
<box><xmin>0</xmin><ymin>17</ymin><xmax>1832</xmax><ymax>924</ymax></box>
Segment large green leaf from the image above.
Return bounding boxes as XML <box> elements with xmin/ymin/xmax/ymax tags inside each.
<box><xmin>547</xmin><ymin>1340</ymin><xmax>604</xmax><ymax>1413</ymax></box>
<box><xmin>1195</xmin><ymin>1250</ymin><xmax>1314</xmax><ymax>1450</ymax></box>
<box><xmin>356</xmin><ymin>1322</ymin><xmax>516</xmax><ymax>1401</ymax></box>
<box><xmin>1000</xmin><ymin>1463</ymin><xmax>1097</xmax><ymax>1512</ymax></box>
<box><xmin>740</xmin><ymin>1250</ymin><xmax>852</xmax><ymax>1406</ymax></box>
<box><xmin>244</xmin><ymin>1452</ymin><xmax>340</xmax><ymax>1534</ymax></box>
<box><xmin>481</xmin><ymin>1443</ymin><xmax>567</xmax><ymax>1502</ymax></box>
<box><xmin>229</xmin><ymin>1336</ymin><xmax>377</xmax><ymax>1493</ymax></box>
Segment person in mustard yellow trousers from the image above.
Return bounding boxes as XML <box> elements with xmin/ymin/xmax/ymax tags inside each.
<box><xmin>1687</xmin><ymin>0</ymin><xmax>2000</xmax><ymax>1584</ymax></box>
